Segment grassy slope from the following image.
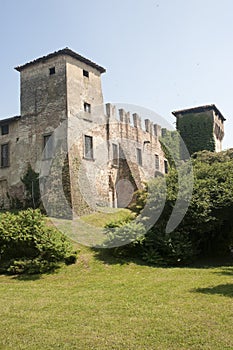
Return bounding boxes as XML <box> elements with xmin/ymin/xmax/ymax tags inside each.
<box><xmin>47</xmin><ymin>209</ymin><xmax>135</xmax><ymax>247</ymax></box>
<box><xmin>0</xmin><ymin>246</ymin><xmax>232</xmax><ymax>350</ymax></box>
<box><xmin>81</xmin><ymin>208</ymin><xmax>135</xmax><ymax>227</ymax></box>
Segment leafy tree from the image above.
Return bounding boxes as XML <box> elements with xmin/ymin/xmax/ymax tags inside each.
<box><xmin>109</xmin><ymin>149</ymin><xmax>233</xmax><ymax>265</ymax></box>
<box><xmin>147</xmin><ymin>150</ymin><xmax>233</xmax><ymax>261</ymax></box>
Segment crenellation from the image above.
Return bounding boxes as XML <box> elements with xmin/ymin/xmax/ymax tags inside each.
<box><xmin>119</xmin><ymin>108</ymin><xmax>127</xmax><ymax>123</ymax></box>
<box><xmin>133</xmin><ymin>113</ymin><xmax>142</xmax><ymax>129</ymax></box>
<box><xmin>126</xmin><ymin>111</ymin><xmax>131</xmax><ymax>124</ymax></box>
<box><xmin>154</xmin><ymin>124</ymin><xmax>161</xmax><ymax>137</ymax></box>
<box><xmin>106</xmin><ymin>103</ymin><xmax>116</xmax><ymax>119</ymax></box>
<box><xmin>145</xmin><ymin>119</ymin><xmax>153</xmax><ymax>135</ymax></box>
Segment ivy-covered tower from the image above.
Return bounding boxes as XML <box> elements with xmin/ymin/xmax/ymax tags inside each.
<box><xmin>172</xmin><ymin>104</ymin><xmax>225</xmax><ymax>156</ymax></box>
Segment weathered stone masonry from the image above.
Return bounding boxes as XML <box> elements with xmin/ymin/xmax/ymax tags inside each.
<box><xmin>0</xmin><ymin>48</ymin><xmax>226</xmax><ymax>215</ymax></box>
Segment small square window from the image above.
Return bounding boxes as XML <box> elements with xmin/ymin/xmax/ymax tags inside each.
<box><xmin>1</xmin><ymin>143</ymin><xmax>9</xmax><ymax>167</ymax></box>
<box><xmin>1</xmin><ymin>124</ymin><xmax>9</xmax><ymax>135</ymax></box>
<box><xmin>136</xmin><ymin>148</ymin><xmax>142</xmax><ymax>166</ymax></box>
<box><xmin>49</xmin><ymin>67</ymin><xmax>55</xmax><ymax>75</ymax></box>
<box><xmin>84</xmin><ymin>102</ymin><xmax>91</xmax><ymax>113</ymax></box>
<box><xmin>84</xmin><ymin>135</ymin><xmax>93</xmax><ymax>159</ymax></box>
<box><xmin>43</xmin><ymin>134</ymin><xmax>53</xmax><ymax>159</ymax></box>
<box><xmin>83</xmin><ymin>70</ymin><xmax>89</xmax><ymax>78</ymax></box>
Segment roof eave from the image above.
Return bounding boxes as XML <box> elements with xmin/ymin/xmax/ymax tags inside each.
<box><xmin>15</xmin><ymin>48</ymin><xmax>106</xmax><ymax>74</ymax></box>
<box><xmin>0</xmin><ymin>115</ymin><xmax>21</xmax><ymax>124</ymax></box>
<box><xmin>172</xmin><ymin>104</ymin><xmax>226</xmax><ymax>122</ymax></box>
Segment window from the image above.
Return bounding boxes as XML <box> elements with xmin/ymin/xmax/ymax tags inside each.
<box><xmin>155</xmin><ymin>154</ymin><xmax>160</xmax><ymax>171</ymax></box>
<box><xmin>83</xmin><ymin>70</ymin><xmax>89</xmax><ymax>78</ymax></box>
<box><xmin>1</xmin><ymin>124</ymin><xmax>9</xmax><ymax>135</ymax></box>
<box><xmin>43</xmin><ymin>134</ymin><xmax>53</xmax><ymax>159</ymax></box>
<box><xmin>1</xmin><ymin>143</ymin><xmax>9</xmax><ymax>167</ymax></box>
<box><xmin>49</xmin><ymin>67</ymin><xmax>55</xmax><ymax>75</ymax></box>
<box><xmin>164</xmin><ymin>160</ymin><xmax>168</xmax><ymax>174</ymax></box>
<box><xmin>84</xmin><ymin>135</ymin><xmax>93</xmax><ymax>159</ymax></box>
<box><xmin>112</xmin><ymin>143</ymin><xmax>119</xmax><ymax>166</ymax></box>
<box><xmin>84</xmin><ymin>102</ymin><xmax>91</xmax><ymax>113</ymax></box>
<box><xmin>136</xmin><ymin>148</ymin><xmax>142</xmax><ymax>166</ymax></box>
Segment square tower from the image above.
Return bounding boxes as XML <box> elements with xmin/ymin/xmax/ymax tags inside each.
<box><xmin>172</xmin><ymin>104</ymin><xmax>225</xmax><ymax>156</ymax></box>
<box><xmin>15</xmin><ymin>48</ymin><xmax>106</xmax><ymax>120</ymax></box>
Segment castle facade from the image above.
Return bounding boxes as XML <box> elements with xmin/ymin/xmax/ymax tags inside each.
<box><xmin>0</xmin><ymin>48</ymin><xmax>225</xmax><ymax>215</ymax></box>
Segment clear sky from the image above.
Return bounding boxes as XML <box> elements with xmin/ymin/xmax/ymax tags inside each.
<box><xmin>0</xmin><ymin>0</ymin><xmax>233</xmax><ymax>148</ymax></box>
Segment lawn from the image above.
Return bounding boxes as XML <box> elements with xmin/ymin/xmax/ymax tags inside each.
<box><xmin>48</xmin><ymin>208</ymin><xmax>134</xmax><ymax>247</ymax></box>
<box><xmin>0</xmin><ymin>245</ymin><xmax>232</xmax><ymax>350</ymax></box>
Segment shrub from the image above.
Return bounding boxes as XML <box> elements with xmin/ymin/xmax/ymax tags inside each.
<box><xmin>101</xmin><ymin>214</ymin><xmax>145</xmax><ymax>258</ymax></box>
<box><xmin>21</xmin><ymin>165</ymin><xmax>41</xmax><ymax>209</ymax></box>
<box><xmin>103</xmin><ymin>221</ymin><xmax>145</xmax><ymax>248</ymax></box>
<box><xmin>104</xmin><ymin>213</ymin><xmax>135</xmax><ymax>229</ymax></box>
<box><xmin>142</xmin><ymin>228</ymin><xmax>195</xmax><ymax>266</ymax></box>
<box><xmin>127</xmin><ymin>150</ymin><xmax>233</xmax><ymax>265</ymax></box>
<box><xmin>103</xmin><ymin>213</ymin><xmax>195</xmax><ymax>265</ymax></box>
<box><xmin>0</xmin><ymin>209</ymin><xmax>77</xmax><ymax>274</ymax></box>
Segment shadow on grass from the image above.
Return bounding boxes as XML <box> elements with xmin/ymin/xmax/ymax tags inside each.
<box><xmin>192</xmin><ymin>284</ymin><xmax>233</xmax><ymax>298</ymax></box>
<box><xmin>189</xmin><ymin>254</ymin><xmax>233</xmax><ymax>269</ymax></box>
<box><xmin>11</xmin><ymin>268</ymin><xmax>62</xmax><ymax>281</ymax></box>
<box><xmin>92</xmin><ymin>248</ymin><xmax>149</xmax><ymax>267</ymax></box>
<box><xmin>92</xmin><ymin>247</ymin><xmax>233</xmax><ymax>270</ymax></box>
<box><xmin>213</xmin><ymin>267</ymin><xmax>233</xmax><ymax>276</ymax></box>
<box><xmin>0</xmin><ymin>264</ymin><xmax>62</xmax><ymax>281</ymax></box>
<box><xmin>11</xmin><ymin>273</ymin><xmax>42</xmax><ymax>281</ymax></box>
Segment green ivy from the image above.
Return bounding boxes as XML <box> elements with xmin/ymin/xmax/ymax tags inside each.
<box><xmin>177</xmin><ymin>113</ymin><xmax>215</xmax><ymax>156</ymax></box>
<box><xmin>160</xmin><ymin>130</ymin><xmax>181</xmax><ymax>166</ymax></box>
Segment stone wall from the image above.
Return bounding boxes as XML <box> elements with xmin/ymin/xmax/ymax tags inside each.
<box><xmin>66</xmin><ymin>55</ymin><xmax>104</xmax><ymax>116</ymax></box>
<box><xmin>67</xmin><ymin>103</ymin><xmax>167</xmax><ymax>214</ymax></box>
<box><xmin>0</xmin><ymin>55</ymin><xmax>69</xmax><ymax>209</ymax></box>
<box><xmin>0</xmin><ymin>49</ymin><xmax>167</xmax><ymax>215</ymax></box>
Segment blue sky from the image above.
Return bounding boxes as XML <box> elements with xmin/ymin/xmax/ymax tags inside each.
<box><xmin>0</xmin><ymin>0</ymin><xmax>233</xmax><ymax>148</ymax></box>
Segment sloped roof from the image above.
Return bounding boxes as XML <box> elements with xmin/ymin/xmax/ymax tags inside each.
<box><xmin>15</xmin><ymin>48</ymin><xmax>106</xmax><ymax>74</ymax></box>
<box><xmin>172</xmin><ymin>104</ymin><xmax>226</xmax><ymax>122</ymax></box>
<box><xmin>0</xmin><ymin>115</ymin><xmax>21</xmax><ymax>125</ymax></box>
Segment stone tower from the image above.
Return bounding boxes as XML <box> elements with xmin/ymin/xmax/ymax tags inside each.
<box><xmin>15</xmin><ymin>48</ymin><xmax>106</xmax><ymax>120</ymax></box>
<box><xmin>12</xmin><ymin>49</ymin><xmax>107</xmax><ymax>215</ymax></box>
<box><xmin>172</xmin><ymin>104</ymin><xmax>225</xmax><ymax>156</ymax></box>
<box><xmin>0</xmin><ymin>48</ymin><xmax>179</xmax><ymax>213</ymax></box>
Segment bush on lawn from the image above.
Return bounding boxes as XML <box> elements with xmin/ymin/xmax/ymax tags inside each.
<box><xmin>0</xmin><ymin>209</ymin><xmax>77</xmax><ymax>274</ymax></box>
<box><xmin>103</xmin><ymin>150</ymin><xmax>233</xmax><ymax>266</ymax></box>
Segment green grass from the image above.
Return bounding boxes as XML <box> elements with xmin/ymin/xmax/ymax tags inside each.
<box><xmin>1</xmin><ymin>210</ymin><xmax>232</xmax><ymax>349</ymax></box>
<box><xmin>81</xmin><ymin>208</ymin><xmax>135</xmax><ymax>227</ymax></box>
<box><xmin>0</xmin><ymin>246</ymin><xmax>232</xmax><ymax>350</ymax></box>
<box><xmin>48</xmin><ymin>209</ymin><xmax>135</xmax><ymax>247</ymax></box>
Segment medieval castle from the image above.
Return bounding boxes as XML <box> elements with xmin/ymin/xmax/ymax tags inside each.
<box><xmin>0</xmin><ymin>48</ymin><xmax>225</xmax><ymax>216</ymax></box>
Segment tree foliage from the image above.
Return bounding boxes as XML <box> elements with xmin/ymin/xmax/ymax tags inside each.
<box><xmin>0</xmin><ymin>209</ymin><xmax>77</xmax><ymax>274</ymax></box>
<box><xmin>21</xmin><ymin>164</ymin><xmax>41</xmax><ymax>209</ymax></box>
<box><xmin>107</xmin><ymin>149</ymin><xmax>233</xmax><ymax>265</ymax></box>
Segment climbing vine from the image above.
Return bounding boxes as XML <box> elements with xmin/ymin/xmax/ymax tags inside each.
<box><xmin>177</xmin><ymin>113</ymin><xmax>215</xmax><ymax>156</ymax></box>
